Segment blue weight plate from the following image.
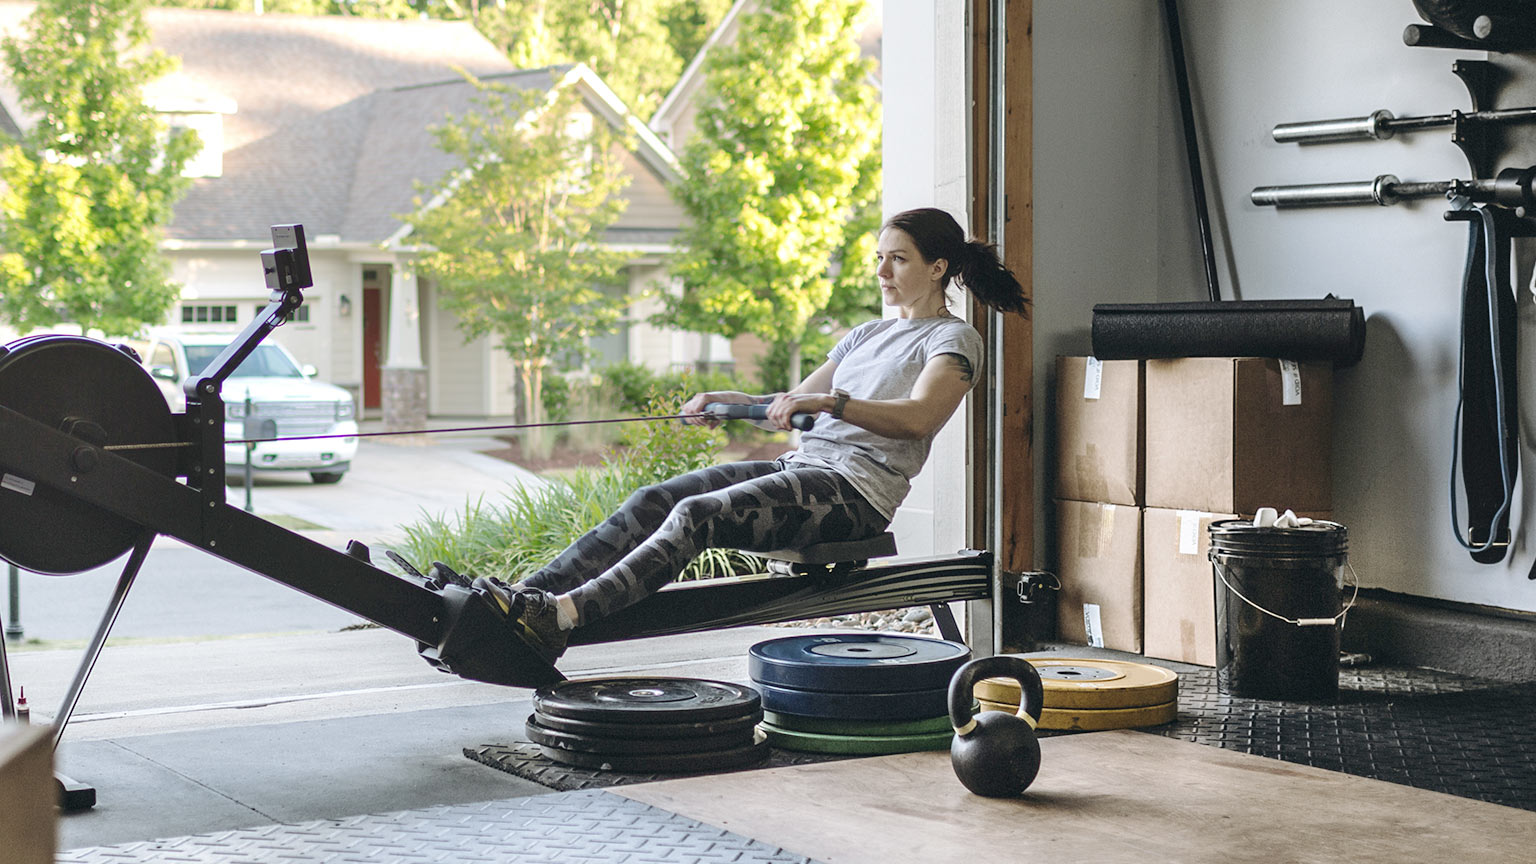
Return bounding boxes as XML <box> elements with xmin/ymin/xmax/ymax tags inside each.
<box><xmin>756</xmin><ymin>680</ymin><xmax>950</xmax><ymax>721</ymax></box>
<box><xmin>748</xmin><ymin>633</ymin><xmax>970</xmax><ymax>693</ymax></box>
<box><xmin>533</xmin><ymin>677</ymin><xmax>761</xmax><ymax>724</ymax></box>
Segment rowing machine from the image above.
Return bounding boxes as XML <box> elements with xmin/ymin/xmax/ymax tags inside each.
<box><xmin>0</xmin><ymin>225</ymin><xmax>993</xmax><ymax>753</ymax></box>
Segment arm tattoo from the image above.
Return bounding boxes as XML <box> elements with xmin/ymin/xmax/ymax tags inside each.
<box><xmin>941</xmin><ymin>352</ymin><xmax>975</xmax><ymax>384</ymax></box>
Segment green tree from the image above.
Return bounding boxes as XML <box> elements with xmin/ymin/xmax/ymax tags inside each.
<box><xmin>406</xmin><ymin>74</ymin><xmax>633</xmax><ymax>441</ymax></box>
<box><xmin>658</xmin><ymin>0</ymin><xmax>732</xmax><ymax>71</ymax></box>
<box><xmin>474</xmin><ymin>0</ymin><xmax>728</xmax><ymax>117</ymax></box>
<box><xmin>0</xmin><ymin>0</ymin><xmax>198</xmax><ymax>337</ymax></box>
<box><xmin>660</xmin><ymin>0</ymin><xmax>881</xmax><ymax>386</ymax></box>
<box><xmin>155</xmin><ymin>0</ymin><xmax>419</xmax><ymax>17</ymax></box>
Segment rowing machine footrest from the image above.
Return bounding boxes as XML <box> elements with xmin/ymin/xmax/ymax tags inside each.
<box><xmin>417</xmin><ymin>584</ymin><xmax>565</xmax><ymax>688</ymax></box>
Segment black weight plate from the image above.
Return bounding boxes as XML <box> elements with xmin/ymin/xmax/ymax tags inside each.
<box><xmin>532</xmin><ymin>677</ymin><xmax>760</xmax><ymax>724</ymax></box>
<box><xmin>0</xmin><ymin>336</ymin><xmax>178</xmax><ymax>574</ymax></box>
<box><xmin>536</xmin><ymin>731</ymin><xmax>770</xmax><ymax>773</ymax></box>
<box><xmin>757</xmin><ymin>681</ymin><xmax>949</xmax><ymax>721</ymax></box>
<box><xmin>525</xmin><ymin>716</ymin><xmax>756</xmax><ymax>756</ymax></box>
<box><xmin>749</xmin><ymin>633</ymin><xmax>971</xmax><ymax>693</ymax></box>
<box><xmin>531</xmin><ymin>708</ymin><xmax>762</xmax><ymax>739</ymax></box>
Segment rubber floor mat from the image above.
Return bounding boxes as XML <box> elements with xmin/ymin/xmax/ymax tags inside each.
<box><xmin>466</xmin><ymin>741</ymin><xmax>857</xmax><ymax>791</ymax></box>
<box><xmin>1154</xmin><ymin>665</ymin><xmax>1536</xmax><ymax>811</ymax></box>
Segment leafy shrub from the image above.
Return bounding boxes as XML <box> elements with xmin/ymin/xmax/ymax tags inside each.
<box><xmin>597</xmin><ymin>361</ymin><xmax>772</xmax><ymax>446</ymax></box>
<box><xmin>541</xmin><ymin>372</ymin><xmax>572</xmax><ymax>423</ymax></box>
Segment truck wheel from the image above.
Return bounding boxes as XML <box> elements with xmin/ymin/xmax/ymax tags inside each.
<box><xmin>311</xmin><ymin>471</ymin><xmax>345</xmax><ymax>485</ymax></box>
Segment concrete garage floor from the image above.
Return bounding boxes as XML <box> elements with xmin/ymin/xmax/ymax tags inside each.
<box><xmin>15</xmin><ymin>625</ymin><xmax>790</xmax><ymax>850</ymax></box>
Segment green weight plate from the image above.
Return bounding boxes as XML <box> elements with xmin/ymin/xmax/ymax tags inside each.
<box><xmin>758</xmin><ymin>721</ymin><xmax>954</xmax><ymax>756</ymax></box>
<box><xmin>760</xmin><ymin>709</ymin><xmax>954</xmax><ymax>737</ymax></box>
<box><xmin>525</xmin><ymin>715</ymin><xmax>756</xmax><ymax>756</ymax></box>
<box><xmin>536</xmin><ymin>730</ymin><xmax>770</xmax><ymax>773</ymax></box>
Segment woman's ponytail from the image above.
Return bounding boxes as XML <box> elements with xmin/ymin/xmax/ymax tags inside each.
<box><xmin>955</xmin><ymin>239</ymin><xmax>1028</xmax><ymax>316</ymax></box>
<box><xmin>884</xmin><ymin>208</ymin><xmax>1030</xmax><ymax>317</ymax></box>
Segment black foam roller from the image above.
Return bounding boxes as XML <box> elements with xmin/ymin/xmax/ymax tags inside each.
<box><xmin>1090</xmin><ymin>298</ymin><xmax>1365</xmax><ymax>366</ymax></box>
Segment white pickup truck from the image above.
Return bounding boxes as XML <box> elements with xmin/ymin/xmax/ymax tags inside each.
<box><xmin>135</xmin><ymin>332</ymin><xmax>359</xmax><ymax>484</ymax></box>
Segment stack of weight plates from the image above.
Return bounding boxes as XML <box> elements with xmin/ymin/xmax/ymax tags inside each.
<box><xmin>526</xmin><ymin>677</ymin><xmax>769</xmax><ymax>772</ymax></box>
<box><xmin>749</xmin><ymin>633</ymin><xmax>970</xmax><ymax>755</ymax></box>
<box><xmin>976</xmin><ymin>657</ymin><xmax>1179</xmax><ymax>731</ymax></box>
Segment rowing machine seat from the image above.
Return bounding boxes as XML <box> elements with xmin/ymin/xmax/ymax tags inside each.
<box><xmin>761</xmin><ymin>532</ymin><xmax>898</xmax><ymax>576</ymax></box>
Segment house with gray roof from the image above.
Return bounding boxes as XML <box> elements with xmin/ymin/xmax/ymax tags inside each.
<box><xmin>0</xmin><ymin>4</ymin><xmax>704</xmax><ymax>423</ymax></box>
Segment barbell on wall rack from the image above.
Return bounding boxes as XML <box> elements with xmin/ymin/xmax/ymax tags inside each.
<box><xmin>1252</xmin><ymin>164</ymin><xmax>1536</xmax><ymax>209</ymax></box>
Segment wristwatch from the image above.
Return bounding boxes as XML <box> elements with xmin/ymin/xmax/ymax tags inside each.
<box><xmin>830</xmin><ymin>388</ymin><xmax>851</xmax><ymax>420</ymax></box>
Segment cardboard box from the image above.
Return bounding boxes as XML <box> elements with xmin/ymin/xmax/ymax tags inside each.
<box><xmin>1145</xmin><ymin>358</ymin><xmax>1332</xmax><ymax>514</ymax></box>
<box><xmin>1143</xmin><ymin>508</ymin><xmax>1338</xmax><ymax>667</ymax></box>
<box><xmin>0</xmin><ymin>724</ymin><xmax>56</xmax><ymax>864</ymax></box>
<box><xmin>1055</xmin><ymin>499</ymin><xmax>1142</xmax><ymax>652</ymax></box>
<box><xmin>1055</xmin><ymin>357</ymin><xmax>1143</xmax><ymax>506</ymax></box>
<box><xmin>1142</xmin><ymin>508</ymin><xmax>1233</xmax><ymax>666</ymax></box>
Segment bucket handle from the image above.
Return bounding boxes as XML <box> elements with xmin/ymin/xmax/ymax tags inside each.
<box><xmin>1212</xmin><ymin>560</ymin><xmax>1359</xmax><ymax>627</ymax></box>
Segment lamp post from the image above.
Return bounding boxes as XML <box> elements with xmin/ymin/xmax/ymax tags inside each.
<box><xmin>5</xmin><ymin>561</ymin><xmax>21</xmax><ymax>641</ymax></box>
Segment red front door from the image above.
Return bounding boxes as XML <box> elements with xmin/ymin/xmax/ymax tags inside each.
<box><xmin>363</xmin><ymin>284</ymin><xmax>382</xmax><ymax>410</ymax></box>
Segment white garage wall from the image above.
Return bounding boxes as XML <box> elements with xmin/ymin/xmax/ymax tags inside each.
<box><xmin>1032</xmin><ymin>0</ymin><xmax>1536</xmax><ymax>612</ymax></box>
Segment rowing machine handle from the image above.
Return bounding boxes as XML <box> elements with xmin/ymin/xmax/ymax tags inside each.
<box><xmin>704</xmin><ymin>402</ymin><xmax>815</xmax><ymax>431</ymax></box>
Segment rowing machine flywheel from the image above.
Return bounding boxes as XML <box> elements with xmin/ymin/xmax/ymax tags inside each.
<box><xmin>0</xmin><ymin>335</ymin><xmax>178</xmax><ymax>574</ymax></box>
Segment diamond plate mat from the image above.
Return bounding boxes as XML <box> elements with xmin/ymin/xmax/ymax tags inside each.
<box><xmin>467</xmin><ymin>741</ymin><xmax>859</xmax><ymax>791</ymax></box>
<box><xmin>1151</xmin><ymin>665</ymin><xmax>1536</xmax><ymax>812</ymax></box>
<box><xmin>59</xmin><ymin>789</ymin><xmax>822</xmax><ymax>864</ymax></box>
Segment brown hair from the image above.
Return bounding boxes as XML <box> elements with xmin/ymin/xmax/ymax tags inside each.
<box><xmin>882</xmin><ymin>208</ymin><xmax>1028</xmax><ymax>315</ymax></box>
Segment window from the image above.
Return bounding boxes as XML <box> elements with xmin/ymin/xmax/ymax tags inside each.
<box><xmin>253</xmin><ymin>304</ymin><xmax>310</xmax><ymax>323</ymax></box>
<box><xmin>182</xmin><ymin>304</ymin><xmax>238</xmax><ymax>324</ymax></box>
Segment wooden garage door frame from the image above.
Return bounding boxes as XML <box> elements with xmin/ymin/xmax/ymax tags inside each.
<box><xmin>968</xmin><ymin>0</ymin><xmax>1033</xmax><ymax>647</ymax></box>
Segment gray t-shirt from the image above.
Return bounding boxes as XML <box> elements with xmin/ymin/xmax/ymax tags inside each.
<box><xmin>781</xmin><ymin>315</ymin><xmax>984</xmax><ymax>520</ymax></box>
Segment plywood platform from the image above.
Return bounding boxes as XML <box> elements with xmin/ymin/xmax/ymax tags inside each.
<box><xmin>617</xmin><ymin>730</ymin><xmax>1536</xmax><ymax>864</ymax></box>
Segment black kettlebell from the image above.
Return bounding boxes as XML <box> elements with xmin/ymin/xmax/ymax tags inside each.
<box><xmin>947</xmin><ymin>655</ymin><xmax>1045</xmax><ymax>797</ymax></box>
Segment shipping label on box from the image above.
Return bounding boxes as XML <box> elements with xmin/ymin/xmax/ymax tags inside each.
<box><xmin>1142</xmin><ymin>507</ymin><xmax>1234</xmax><ymax>667</ymax></box>
<box><xmin>1055</xmin><ymin>499</ymin><xmax>1142</xmax><ymax>652</ymax></box>
<box><xmin>1144</xmin><ymin>357</ymin><xmax>1332</xmax><ymax>514</ymax></box>
<box><xmin>1055</xmin><ymin>357</ymin><xmax>1144</xmax><ymax>506</ymax></box>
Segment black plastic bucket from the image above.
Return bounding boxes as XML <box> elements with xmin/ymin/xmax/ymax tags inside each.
<box><xmin>1208</xmin><ymin>519</ymin><xmax>1348</xmax><ymax>701</ymax></box>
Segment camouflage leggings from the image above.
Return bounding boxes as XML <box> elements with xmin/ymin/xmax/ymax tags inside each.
<box><xmin>520</xmin><ymin>460</ymin><xmax>888</xmax><ymax>627</ymax></box>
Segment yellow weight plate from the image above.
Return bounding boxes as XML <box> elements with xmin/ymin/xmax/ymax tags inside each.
<box><xmin>976</xmin><ymin>657</ymin><xmax>1178</xmax><ymax>710</ymax></box>
<box><xmin>976</xmin><ymin>698</ymin><xmax>1178</xmax><ymax>731</ymax></box>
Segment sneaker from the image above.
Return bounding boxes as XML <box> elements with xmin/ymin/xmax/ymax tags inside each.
<box><xmin>473</xmin><ymin>577</ymin><xmax>569</xmax><ymax>665</ymax></box>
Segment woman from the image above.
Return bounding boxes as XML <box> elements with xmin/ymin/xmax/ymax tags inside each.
<box><xmin>478</xmin><ymin>207</ymin><xmax>1029</xmax><ymax>665</ymax></box>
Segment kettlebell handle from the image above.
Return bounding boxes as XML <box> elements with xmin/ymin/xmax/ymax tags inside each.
<box><xmin>948</xmin><ymin>655</ymin><xmax>1044</xmax><ymax>735</ymax></box>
